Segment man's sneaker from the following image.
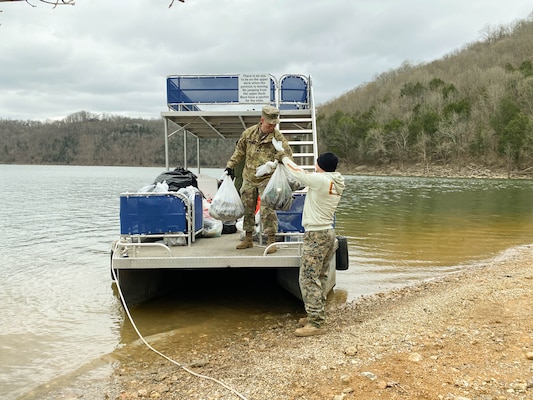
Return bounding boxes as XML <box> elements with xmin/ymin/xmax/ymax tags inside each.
<box><xmin>294</xmin><ymin>324</ymin><xmax>326</xmax><ymax>337</ymax></box>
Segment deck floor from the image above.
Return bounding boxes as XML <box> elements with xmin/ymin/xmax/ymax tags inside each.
<box><xmin>173</xmin><ymin>233</ymin><xmax>301</xmax><ymax>257</ymax></box>
<box><xmin>112</xmin><ymin>232</ymin><xmax>303</xmax><ymax>269</ymax></box>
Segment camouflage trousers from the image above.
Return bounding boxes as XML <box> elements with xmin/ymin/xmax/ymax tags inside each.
<box><xmin>240</xmin><ymin>180</ymin><xmax>278</xmax><ymax>236</ymax></box>
<box><xmin>300</xmin><ymin>229</ymin><xmax>336</xmax><ymax>328</ymax></box>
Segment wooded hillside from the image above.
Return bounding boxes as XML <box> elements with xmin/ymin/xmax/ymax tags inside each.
<box><xmin>1</xmin><ymin>13</ymin><xmax>533</xmax><ymax>175</ymax></box>
<box><xmin>317</xmin><ymin>13</ymin><xmax>533</xmax><ymax>176</ymax></box>
<box><xmin>0</xmin><ymin>111</ymin><xmax>233</xmax><ymax>168</ymax></box>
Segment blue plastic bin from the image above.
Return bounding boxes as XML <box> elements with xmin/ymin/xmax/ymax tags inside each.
<box><xmin>120</xmin><ymin>192</ymin><xmax>202</xmax><ymax>235</ymax></box>
<box><xmin>276</xmin><ymin>193</ymin><xmax>305</xmax><ymax>233</ymax></box>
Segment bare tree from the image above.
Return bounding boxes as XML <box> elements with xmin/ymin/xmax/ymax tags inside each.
<box><xmin>1</xmin><ymin>0</ymin><xmax>185</xmax><ymax>8</ymax></box>
<box><xmin>0</xmin><ymin>0</ymin><xmax>75</xmax><ymax>7</ymax></box>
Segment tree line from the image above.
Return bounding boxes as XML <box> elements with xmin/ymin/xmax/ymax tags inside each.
<box><xmin>0</xmin><ymin>111</ymin><xmax>233</xmax><ymax>168</ymax></box>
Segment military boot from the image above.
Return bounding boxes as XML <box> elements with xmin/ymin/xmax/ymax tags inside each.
<box><xmin>294</xmin><ymin>323</ymin><xmax>326</xmax><ymax>337</ymax></box>
<box><xmin>236</xmin><ymin>231</ymin><xmax>253</xmax><ymax>249</ymax></box>
<box><xmin>266</xmin><ymin>234</ymin><xmax>277</xmax><ymax>254</ymax></box>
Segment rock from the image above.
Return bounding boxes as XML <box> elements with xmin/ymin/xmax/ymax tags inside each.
<box><xmin>344</xmin><ymin>346</ymin><xmax>357</xmax><ymax>356</ymax></box>
<box><xmin>360</xmin><ymin>371</ymin><xmax>377</xmax><ymax>381</ymax></box>
<box><xmin>510</xmin><ymin>381</ymin><xmax>528</xmax><ymax>391</ymax></box>
<box><xmin>525</xmin><ymin>351</ymin><xmax>533</xmax><ymax>360</ymax></box>
<box><xmin>376</xmin><ymin>380</ymin><xmax>388</xmax><ymax>389</ymax></box>
<box><xmin>189</xmin><ymin>358</ymin><xmax>209</xmax><ymax>368</ymax></box>
<box><xmin>340</xmin><ymin>374</ymin><xmax>351</xmax><ymax>384</ymax></box>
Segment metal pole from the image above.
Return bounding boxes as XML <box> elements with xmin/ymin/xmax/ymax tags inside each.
<box><xmin>196</xmin><ymin>136</ymin><xmax>201</xmax><ymax>174</ymax></box>
<box><xmin>164</xmin><ymin>118</ymin><xmax>170</xmax><ymax>170</ymax></box>
<box><xmin>183</xmin><ymin>129</ymin><xmax>187</xmax><ymax>170</ymax></box>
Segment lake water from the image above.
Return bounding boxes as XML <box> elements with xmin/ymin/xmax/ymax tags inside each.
<box><xmin>1</xmin><ymin>164</ymin><xmax>533</xmax><ymax>399</ymax></box>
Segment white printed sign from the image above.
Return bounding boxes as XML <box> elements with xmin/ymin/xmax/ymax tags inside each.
<box><xmin>238</xmin><ymin>74</ymin><xmax>271</xmax><ymax>103</ymax></box>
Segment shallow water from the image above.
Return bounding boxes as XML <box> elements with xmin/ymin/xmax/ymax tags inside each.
<box><xmin>1</xmin><ymin>165</ymin><xmax>533</xmax><ymax>399</ymax></box>
<box><xmin>336</xmin><ymin>175</ymin><xmax>533</xmax><ymax>295</ymax></box>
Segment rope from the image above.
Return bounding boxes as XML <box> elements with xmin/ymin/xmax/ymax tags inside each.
<box><xmin>111</xmin><ymin>267</ymin><xmax>250</xmax><ymax>400</ymax></box>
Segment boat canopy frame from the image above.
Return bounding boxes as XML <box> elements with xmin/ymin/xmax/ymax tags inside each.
<box><xmin>161</xmin><ymin>73</ymin><xmax>318</xmax><ymax>173</ymax></box>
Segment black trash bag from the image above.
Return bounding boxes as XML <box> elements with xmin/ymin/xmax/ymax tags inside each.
<box><xmin>153</xmin><ymin>167</ymin><xmax>198</xmax><ymax>191</ymax></box>
<box><xmin>222</xmin><ymin>220</ymin><xmax>238</xmax><ymax>234</ymax></box>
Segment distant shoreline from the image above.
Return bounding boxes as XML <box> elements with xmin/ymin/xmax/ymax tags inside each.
<box><xmin>342</xmin><ymin>163</ymin><xmax>533</xmax><ymax>179</ymax></box>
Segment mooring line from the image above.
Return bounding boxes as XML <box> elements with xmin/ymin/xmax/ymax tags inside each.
<box><xmin>111</xmin><ymin>268</ymin><xmax>250</xmax><ymax>400</ymax></box>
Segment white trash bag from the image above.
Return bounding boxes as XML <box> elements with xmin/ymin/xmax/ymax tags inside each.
<box><xmin>209</xmin><ymin>174</ymin><xmax>245</xmax><ymax>221</ymax></box>
<box><xmin>137</xmin><ymin>180</ymin><xmax>169</xmax><ymax>193</ymax></box>
<box><xmin>262</xmin><ymin>163</ymin><xmax>293</xmax><ymax>211</ymax></box>
<box><xmin>255</xmin><ymin>160</ymin><xmax>278</xmax><ymax>177</ymax></box>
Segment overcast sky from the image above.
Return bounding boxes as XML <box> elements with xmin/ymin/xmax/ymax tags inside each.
<box><xmin>0</xmin><ymin>0</ymin><xmax>531</xmax><ymax>121</ymax></box>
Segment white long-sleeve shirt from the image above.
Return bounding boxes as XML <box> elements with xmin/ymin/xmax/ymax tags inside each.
<box><xmin>281</xmin><ymin>156</ymin><xmax>345</xmax><ymax>231</ymax></box>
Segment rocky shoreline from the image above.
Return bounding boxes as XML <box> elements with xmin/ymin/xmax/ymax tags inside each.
<box><xmin>110</xmin><ymin>245</ymin><xmax>533</xmax><ymax>400</ymax></box>
<box><xmin>342</xmin><ymin>163</ymin><xmax>533</xmax><ymax>180</ymax></box>
<box><xmin>24</xmin><ymin>245</ymin><xmax>533</xmax><ymax>400</ymax></box>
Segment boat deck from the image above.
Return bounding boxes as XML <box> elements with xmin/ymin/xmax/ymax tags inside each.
<box><xmin>112</xmin><ymin>232</ymin><xmax>304</xmax><ymax>270</ymax></box>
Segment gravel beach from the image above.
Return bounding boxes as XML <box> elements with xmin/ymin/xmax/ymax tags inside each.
<box><xmin>26</xmin><ymin>244</ymin><xmax>532</xmax><ymax>400</ymax></box>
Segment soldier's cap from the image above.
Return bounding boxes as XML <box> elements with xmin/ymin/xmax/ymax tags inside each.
<box><xmin>262</xmin><ymin>105</ymin><xmax>280</xmax><ymax>125</ymax></box>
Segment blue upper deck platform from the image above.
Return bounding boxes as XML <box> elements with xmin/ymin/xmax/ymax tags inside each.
<box><xmin>166</xmin><ymin>74</ymin><xmax>310</xmax><ymax>111</ymax></box>
<box><xmin>161</xmin><ymin>74</ymin><xmax>315</xmax><ymax>140</ymax></box>
<box><xmin>161</xmin><ymin>73</ymin><xmax>317</xmax><ymax>171</ymax></box>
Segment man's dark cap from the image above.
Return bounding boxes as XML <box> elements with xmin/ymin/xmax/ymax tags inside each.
<box><xmin>317</xmin><ymin>152</ymin><xmax>338</xmax><ymax>172</ymax></box>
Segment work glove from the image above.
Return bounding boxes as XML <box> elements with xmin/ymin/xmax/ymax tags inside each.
<box><xmin>275</xmin><ymin>151</ymin><xmax>285</xmax><ymax>162</ymax></box>
<box><xmin>224</xmin><ymin>167</ymin><xmax>235</xmax><ymax>179</ymax></box>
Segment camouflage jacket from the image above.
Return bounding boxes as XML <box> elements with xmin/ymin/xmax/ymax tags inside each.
<box><xmin>226</xmin><ymin>122</ymin><xmax>293</xmax><ymax>186</ymax></box>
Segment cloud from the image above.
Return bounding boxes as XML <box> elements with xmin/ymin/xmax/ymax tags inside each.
<box><xmin>0</xmin><ymin>0</ymin><xmax>531</xmax><ymax>120</ymax></box>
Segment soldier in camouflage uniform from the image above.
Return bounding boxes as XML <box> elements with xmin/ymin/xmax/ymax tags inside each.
<box><xmin>277</xmin><ymin>151</ymin><xmax>345</xmax><ymax>336</ymax></box>
<box><xmin>225</xmin><ymin>105</ymin><xmax>293</xmax><ymax>253</ymax></box>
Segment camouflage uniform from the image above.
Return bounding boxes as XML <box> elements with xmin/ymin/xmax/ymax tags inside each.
<box><xmin>280</xmin><ymin>152</ymin><xmax>345</xmax><ymax>331</ymax></box>
<box><xmin>226</xmin><ymin>122</ymin><xmax>292</xmax><ymax>235</ymax></box>
<box><xmin>300</xmin><ymin>229</ymin><xmax>336</xmax><ymax>326</ymax></box>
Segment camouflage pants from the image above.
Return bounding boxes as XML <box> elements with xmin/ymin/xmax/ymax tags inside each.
<box><xmin>300</xmin><ymin>229</ymin><xmax>336</xmax><ymax>327</ymax></box>
<box><xmin>240</xmin><ymin>180</ymin><xmax>278</xmax><ymax>236</ymax></box>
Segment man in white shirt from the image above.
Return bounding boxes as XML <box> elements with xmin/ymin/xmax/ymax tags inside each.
<box><xmin>278</xmin><ymin>151</ymin><xmax>346</xmax><ymax>336</ymax></box>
